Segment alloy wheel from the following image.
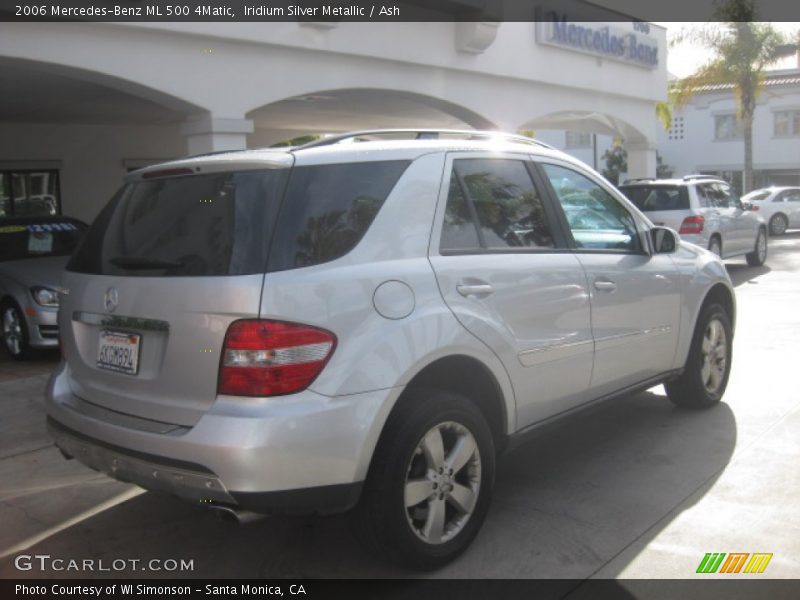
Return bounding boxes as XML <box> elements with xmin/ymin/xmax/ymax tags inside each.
<box><xmin>2</xmin><ymin>307</ymin><xmax>22</xmax><ymax>356</ymax></box>
<box><xmin>700</xmin><ymin>318</ymin><xmax>727</xmax><ymax>394</ymax></box>
<box><xmin>404</xmin><ymin>421</ymin><xmax>481</xmax><ymax>545</ymax></box>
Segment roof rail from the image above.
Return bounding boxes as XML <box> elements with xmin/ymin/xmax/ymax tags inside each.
<box><xmin>621</xmin><ymin>177</ymin><xmax>655</xmax><ymax>184</ymax></box>
<box><xmin>682</xmin><ymin>173</ymin><xmax>723</xmax><ymax>181</ymax></box>
<box><xmin>293</xmin><ymin>129</ymin><xmax>556</xmax><ymax>151</ymax></box>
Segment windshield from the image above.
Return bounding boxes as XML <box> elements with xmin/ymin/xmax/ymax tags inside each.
<box><xmin>0</xmin><ymin>221</ymin><xmax>86</xmax><ymax>262</ymax></box>
<box><xmin>619</xmin><ymin>185</ymin><xmax>690</xmax><ymax>212</ymax></box>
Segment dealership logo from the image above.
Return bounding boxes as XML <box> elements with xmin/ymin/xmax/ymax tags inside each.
<box><xmin>696</xmin><ymin>552</ymin><xmax>773</xmax><ymax>574</ymax></box>
<box><xmin>104</xmin><ymin>287</ymin><xmax>118</xmax><ymax>313</ymax></box>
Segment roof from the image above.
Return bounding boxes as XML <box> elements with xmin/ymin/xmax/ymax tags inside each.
<box><xmin>682</xmin><ymin>71</ymin><xmax>800</xmax><ymax>94</ymax></box>
<box><xmin>127</xmin><ymin>130</ymin><xmax>571</xmax><ymax>181</ymax></box>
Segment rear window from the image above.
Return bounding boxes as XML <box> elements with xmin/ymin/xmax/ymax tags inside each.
<box><xmin>68</xmin><ymin>160</ymin><xmax>409</xmax><ymax>277</ymax></box>
<box><xmin>619</xmin><ymin>185</ymin><xmax>690</xmax><ymax>212</ymax></box>
<box><xmin>68</xmin><ymin>170</ymin><xmax>289</xmax><ymax>276</ymax></box>
<box><xmin>0</xmin><ymin>221</ymin><xmax>86</xmax><ymax>262</ymax></box>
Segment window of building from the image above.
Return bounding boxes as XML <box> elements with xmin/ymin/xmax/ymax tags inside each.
<box><xmin>714</xmin><ymin>114</ymin><xmax>743</xmax><ymax>141</ymax></box>
<box><xmin>668</xmin><ymin>116</ymin><xmax>685</xmax><ymax>141</ymax></box>
<box><xmin>0</xmin><ymin>170</ymin><xmax>61</xmax><ymax>217</ymax></box>
<box><xmin>774</xmin><ymin>110</ymin><xmax>800</xmax><ymax>137</ymax></box>
<box><xmin>565</xmin><ymin>131</ymin><xmax>592</xmax><ymax>149</ymax></box>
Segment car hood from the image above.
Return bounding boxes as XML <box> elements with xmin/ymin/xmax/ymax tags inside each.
<box><xmin>0</xmin><ymin>255</ymin><xmax>70</xmax><ymax>289</ymax></box>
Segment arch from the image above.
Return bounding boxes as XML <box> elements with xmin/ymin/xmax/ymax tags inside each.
<box><xmin>0</xmin><ymin>56</ymin><xmax>203</xmax><ymax>122</ymax></box>
<box><xmin>245</xmin><ymin>88</ymin><xmax>497</xmax><ymax>146</ymax></box>
<box><xmin>517</xmin><ymin>110</ymin><xmax>649</xmax><ymax>143</ymax></box>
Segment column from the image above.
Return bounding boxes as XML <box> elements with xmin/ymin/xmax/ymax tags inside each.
<box><xmin>180</xmin><ymin>115</ymin><xmax>254</xmax><ymax>156</ymax></box>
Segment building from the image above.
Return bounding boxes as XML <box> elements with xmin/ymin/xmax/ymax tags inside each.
<box><xmin>656</xmin><ymin>66</ymin><xmax>800</xmax><ymax>193</ymax></box>
<box><xmin>0</xmin><ymin>20</ymin><xmax>667</xmax><ymax>222</ymax></box>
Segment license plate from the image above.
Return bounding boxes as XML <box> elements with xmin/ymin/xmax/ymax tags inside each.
<box><xmin>97</xmin><ymin>330</ymin><xmax>141</xmax><ymax>375</ymax></box>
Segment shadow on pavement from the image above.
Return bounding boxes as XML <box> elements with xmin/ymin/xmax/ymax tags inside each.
<box><xmin>0</xmin><ymin>388</ymin><xmax>737</xmax><ymax>579</ymax></box>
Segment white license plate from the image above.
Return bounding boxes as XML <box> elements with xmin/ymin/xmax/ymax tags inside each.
<box><xmin>97</xmin><ymin>330</ymin><xmax>141</xmax><ymax>375</ymax></box>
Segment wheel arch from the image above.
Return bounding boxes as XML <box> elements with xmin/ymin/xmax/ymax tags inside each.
<box><xmin>699</xmin><ymin>282</ymin><xmax>736</xmax><ymax>336</ymax></box>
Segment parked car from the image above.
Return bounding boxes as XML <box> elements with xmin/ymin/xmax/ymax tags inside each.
<box><xmin>46</xmin><ymin>130</ymin><xmax>736</xmax><ymax>568</ymax></box>
<box><xmin>618</xmin><ymin>175</ymin><xmax>767</xmax><ymax>266</ymax></box>
<box><xmin>0</xmin><ymin>216</ymin><xmax>87</xmax><ymax>359</ymax></box>
<box><xmin>741</xmin><ymin>186</ymin><xmax>800</xmax><ymax>236</ymax></box>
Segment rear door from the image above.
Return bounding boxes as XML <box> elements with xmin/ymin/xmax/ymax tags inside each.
<box><xmin>429</xmin><ymin>153</ymin><xmax>594</xmax><ymax>428</ymax></box>
<box><xmin>61</xmin><ymin>164</ymin><xmax>289</xmax><ymax>426</ymax></box>
<box><xmin>538</xmin><ymin>161</ymin><xmax>681</xmax><ymax>396</ymax></box>
<box><xmin>779</xmin><ymin>189</ymin><xmax>800</xmax><ymax>227</ymax></box>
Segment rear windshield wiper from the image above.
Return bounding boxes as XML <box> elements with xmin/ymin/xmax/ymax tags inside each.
<box><xmin>109</xmin><ymin>256</ymin><xmax>183</xmax><ymax>270</ymax></box>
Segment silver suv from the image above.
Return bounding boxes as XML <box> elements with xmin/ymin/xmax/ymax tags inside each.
<box><xmin>619</xmin><ymin>175</ymin><xmax>767</xmax><ymax>266</ymax></box>
<box><xmin>46</xmin><ymin>130</ymin><xmax>736</xmax><ymax>568</ymax></box>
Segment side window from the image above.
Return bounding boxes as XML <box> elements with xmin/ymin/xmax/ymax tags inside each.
<box><xmin>268</xmin><ymin>161</ymin><xmax>409</xmax><ymax>271</ymax></box>
<box><xmin>701</xmin><ymin>183</ymin><xmax>731</xmax><ymax>208</ymax></box>
<box><xmin>696</xmin><ymin>185</ymin><xmax>712</xmax><ymax>208</ymax></box>
<box><xmin>541</xmin><ymin>163</ymin><xmax>642</xmax><ymax>253</ymax></box>
<box><xmin>440</xmin><ymin>158</ymin><xmax>555</xmax><ymax>252</ymax></box>
<box><xmin>717</xmin><ymin>183</ymin><xmax>736</xmax><ymax>207</ymax></box>
<box><xmin>786</xmin><ymin>191</ymin><xmax>800</xmax><ymax>203</ymax></box>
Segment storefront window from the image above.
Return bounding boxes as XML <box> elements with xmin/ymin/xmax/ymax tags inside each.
<box><xmin>0</xmin><ymin>170</ymin><xmax>61</xmax><ymax>217</ymax></box>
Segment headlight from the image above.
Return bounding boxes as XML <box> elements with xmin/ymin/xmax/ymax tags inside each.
<box><xmin>31</xmin><ymin>286</ymin><xmax>60</xmax><ymax>307</ymax></box>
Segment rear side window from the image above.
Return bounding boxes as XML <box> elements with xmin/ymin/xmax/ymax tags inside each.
<box><xmin>68</xmin><ymin>170</ymin><xmax>288</xmax><ymax>276</ymax></box>
<box><xmin>267</xmin><ymin>161</ymin><xmax>409</xmax><ymax>271</ymax></box>
<box><xmin>440</xmin><ymin>158</ymin><xmax>555</xmax><ymax>252</ymax></box>
<box><xmin>620</xmin><ymin>185</ymin><xmax>690</xmax><ymax>212</ymax></box>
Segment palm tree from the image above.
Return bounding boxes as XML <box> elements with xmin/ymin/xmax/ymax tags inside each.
<box><xmin>671</xmin><ymin>0</ymin><xmax>796</xmax><ymax>193</ymax></box>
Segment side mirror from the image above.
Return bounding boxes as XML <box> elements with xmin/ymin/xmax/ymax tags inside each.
<box><xmin>650</xmin><ymin>226</ymin><xmax>679</xmax><ymax>254</ymax></box>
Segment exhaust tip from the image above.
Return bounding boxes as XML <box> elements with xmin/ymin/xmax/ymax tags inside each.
<box><xmin>207</xmin><ymin>504</ymin><xmax>265</xmax><ymax>525</ymax></box>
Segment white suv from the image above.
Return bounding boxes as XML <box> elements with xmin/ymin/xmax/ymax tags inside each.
<box><xmin>46</xmin><ymin>130</ymin><xmax>736</xmax><ymax>568</ymax></box>
<box><xmin>619</xmin><ymin>175</ymin><xmax>767</xmax><ymax>266</ymax></box>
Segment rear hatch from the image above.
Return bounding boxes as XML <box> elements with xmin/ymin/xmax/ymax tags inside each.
<box><xmin>618</xmin><ymin>184</ymin><xmax>692</xmax><ymax>231</ymax></box>
<box><xmin>60</xmin><ymin>155</ymin><xmax>291</xmax><ymax>426</ymax></box>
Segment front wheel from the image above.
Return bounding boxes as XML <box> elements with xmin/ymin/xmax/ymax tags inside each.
<box><xmin>746</xmin><ymin>228</ymin><xmax>767</xmax><ymax>267</ymax></box>
<box><xmin>665</xmin><ymin>303</ymin><xmax>732</xmax><ymax>409</ymax></box>
<box><xmin>354</xmin><ymin>390</ymin><xmax>495</xmax><ymax>569</ymax></box>
<box><xmin>2</xmin><ymin>302</ymin><xmax>34</xmax><ymax>360</ymax></box>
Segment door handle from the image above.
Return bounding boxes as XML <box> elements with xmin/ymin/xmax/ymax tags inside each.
<box><xmin>457</xmin><ymin>283</ymin><xmax>494</xmax><ymax>298</ymax></box>
<box><xmin>593</xmin><ymin>280</ymin><xmax>617</xmax><ymax>292</ymax></box>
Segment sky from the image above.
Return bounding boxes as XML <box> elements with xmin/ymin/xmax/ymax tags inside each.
<box><xmin>657</xmin><ymin>22</ymin><xmax>800</xmax><ymax>78</ymax></box>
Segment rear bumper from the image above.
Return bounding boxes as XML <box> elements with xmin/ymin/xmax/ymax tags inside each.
<box><xmin>45</xmin><ymin>361</ymin><xmax>398</xmax><ymax>514</ymax></box>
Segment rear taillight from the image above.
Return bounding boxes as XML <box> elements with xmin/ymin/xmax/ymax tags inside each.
<box><xmin>679</xmin><ymin>215</ymin><xmax>705</xmax><ymax>234</ymax></box>
<box><xmin>750</xmin><ymin>205</ymin><xmax>760</xmax><ymax>211</ymax></box>
<box><xmin>218</xmin><ymin>320</ymin><xmax>336</xmax><ymax>397</ymax></box>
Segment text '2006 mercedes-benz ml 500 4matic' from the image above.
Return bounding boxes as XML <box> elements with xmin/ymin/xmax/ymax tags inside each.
<box><xmin>46</xmin><ymin>130</ymin><xmax>736</xmax><ymax>568</ymax></box>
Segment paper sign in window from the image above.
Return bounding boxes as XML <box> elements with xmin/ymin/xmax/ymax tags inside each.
<box><xmin>28</xmin><ymin>232</ymin><xmax>53</xmax><ymax>254</ymax></box>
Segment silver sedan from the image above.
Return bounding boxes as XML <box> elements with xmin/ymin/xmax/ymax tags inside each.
<box><xmin>743</xmin><ymin>187</ymin><xmax>800</xmax><ymax>236</ymax></box>
<box><xmin>0</xmin><ymin>217</ymin><xmax>86</xmax><ymax>359</ymax></box>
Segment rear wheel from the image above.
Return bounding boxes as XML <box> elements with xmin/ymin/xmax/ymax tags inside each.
<box><xmin>708</xmin><ymin>236</ymin><xmax>722</xmax><ymax>258</ymax></box>
<box><xmin>354</xmin><ymin>389</ymin><xmax>495</xmax><ymax>569</ymax></box>
<box><xmin>746</xmin><ymin>228</ymin><xmax>767</xmax><ymax>267</ymax></box>
<box><xmin>769</xmin><ymin>213</ymin><xmax>788</xmax><ymax>236</ymax></box>
<box><xmin>1</xmin><ymin>301</ymin><xmax>34</xmax><ymax>360</ymax></box>
<box><xmin>665</xmin><ymin>303</ymin><xmax>732</xmax><ymax>409</ymax></box>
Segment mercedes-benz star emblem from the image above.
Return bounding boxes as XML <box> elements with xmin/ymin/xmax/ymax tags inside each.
<box><xmin>104</xmin><ymin>287</ymin><xmax>119</xmax><ymax>313</ymax></box>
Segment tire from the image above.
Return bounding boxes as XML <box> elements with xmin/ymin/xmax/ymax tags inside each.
<box><xmin>746</xmin><ymin>228</ymin><xmax>767</xmax><ymax>267</ymax></box>
<box><xmin>769</xmin><ymin>213</ymin><xmax>788</xmax><ymax>236</ymax></box>
<box><xmin>1</xmin><ymin>301</ymin><xmax>34</xmax><ymax>360</ymax></box>
<box><xmin>708</xmin><ymin>236</ymin><xmax>722</xmax><ymax>258</ymax></box>
<box><xmin>665</xmin><ymin>303</ymin><xmax>732</xmax><ymax>409</ymax></box>
<box><xmin>353</xmin><ymin>389</ymin><xmax>495</xmax><ymax>569</ymax></box>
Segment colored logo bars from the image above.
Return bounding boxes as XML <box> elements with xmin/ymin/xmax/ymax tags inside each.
<box><xmin>696</xmin><ymin>553</ymin><xmax>773</xmax><ymax>574</ymax></box>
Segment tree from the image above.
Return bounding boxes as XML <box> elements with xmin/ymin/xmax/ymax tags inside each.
<box><xmin>671</xmin><ymin>1</ymin><xmax>796</xmax><ymax>193</ymax></box>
